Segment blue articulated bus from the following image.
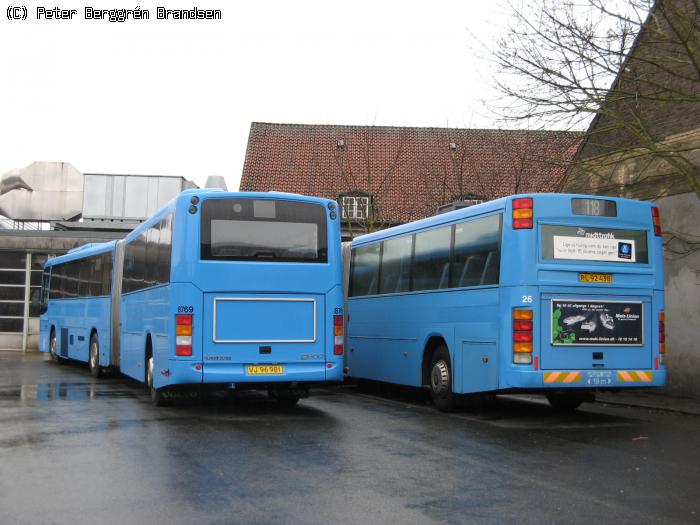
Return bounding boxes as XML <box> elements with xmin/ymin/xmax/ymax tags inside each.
<box><xmin>347</xmin><ymin>194</ymin><xmax>666</xmax><ymax>411</ymax></box>
<box><xmin>40</xmin><ymin>190</ymin><xmax>345</xmax><ymax>405</ymax></box>
<box><xmin>39</xmin><ymin>242</ymin><xmax>115</xmax><ymax>377</ymax></box>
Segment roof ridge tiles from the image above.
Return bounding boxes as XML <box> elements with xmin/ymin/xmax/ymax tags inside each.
<box><xmin>241</xmin><ymin>122</ymin><xmax>581</xmax><ymax>224</ymax></box>
<box><xmin>250</xmin><ymin>121</ymin><xmax>581</xmax><ymax>136</ymax></box>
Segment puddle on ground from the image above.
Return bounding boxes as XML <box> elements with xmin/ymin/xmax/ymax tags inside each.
<box><xmin>0</xmin><ymin>382</ymin><xmax>137</xmax><ymax>402</ymax></box>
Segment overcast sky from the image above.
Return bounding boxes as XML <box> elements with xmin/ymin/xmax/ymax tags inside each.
<box><xmin>1</xmin><ymin>0</ymin><xmax>508</xmax><ymax>190</ymax></box>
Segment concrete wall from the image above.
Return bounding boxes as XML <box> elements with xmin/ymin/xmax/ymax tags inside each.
<box><xmin>0</xmin><ymin>230</ymin><xmax>125</xmax><ymax>352</ymax></box>
<box><xmin>657</xmin><ymin>192</ymin><xmax>700</xmax><ymax>396</ymax></box>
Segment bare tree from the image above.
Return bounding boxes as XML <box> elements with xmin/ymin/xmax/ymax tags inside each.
<box><xmin>473</xmin><ymin>130</ymin><xmax>577</xmax><ymax>198</ymax></box>
<box><xmin>333</xmin><ymin>126</ymin><xmax>407</xmax><ymax>235</ymax></box>
<box><xmin>418</xmin><ymin>129</ymin><xmax>579</xmax><ymax>207</ymax></box>
<box><xmin>485</xmin><ymin>0</ymin><xmax>700</xmax><ymax>200</ymax></box>
<box><xmin>413</xmin><ymin>132</ymin><xmax>476</xmax><ymax>209</ymax></box>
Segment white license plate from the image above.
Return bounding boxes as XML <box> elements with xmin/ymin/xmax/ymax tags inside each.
<box><xmin>586</xmin><ymin>371</ymin><xmax>613</xmax><ymax>386</ymax></box>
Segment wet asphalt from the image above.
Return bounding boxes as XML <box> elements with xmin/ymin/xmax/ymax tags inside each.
<box><xmin>0</xmin><ymin>351</ymin><xmax>698</xmax><ymax>525</ymax></box>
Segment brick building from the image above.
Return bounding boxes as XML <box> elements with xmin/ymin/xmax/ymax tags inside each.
<box><xmin>241</xmin><ymin>122</ymin><xmax>580</xmax><ymax>238</ymax></box>
<box><xmin>559</xmin><ymin>0</ymin><xmax>699</xmax><ymax>200</ymax></box>
<box><xmin>559</xmin><ymin>0</ymin><xmax>700</xmax><ymax>395</ymax></box>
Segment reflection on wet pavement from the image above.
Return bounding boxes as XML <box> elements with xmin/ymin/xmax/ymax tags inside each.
<box><xmin>0</xmin><ymin>351</ymin><xmax>699</xmax><ymax>525</ymax></box>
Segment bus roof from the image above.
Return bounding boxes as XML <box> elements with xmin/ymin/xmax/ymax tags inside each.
<box><xmin>353</xmin><ymin>195</ymin><xmax>509</xmax><ymax>246</ymax></box>
<box><xmin>122</xmin><ymin>190</ymin><xmax>338</xmax><ymax>244</ymax></box>
<box><xmin>45</xmin><ymin>240</ymin><xmax>117</xmax><ymax>268</ymax></box>
<box><xmin>351</xmin><ymin>193</ymin><xmax>650</xmax><ymax>246</ymax></box>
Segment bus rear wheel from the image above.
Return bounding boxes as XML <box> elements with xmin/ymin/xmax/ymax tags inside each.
<box><xmin>147</xmin><ymin>354</ymin><xmax>171</xmax><ymax>407</ymax></box>
<box><xmin>268</xmin><ymin>387</ymin><xmax>302</xmax><ymax>407</ymax></box>
<box><xmin>546</xmin><ymin>391</ymin><xmax>592</xmax><ymax>411</ymax></box>
<box><xmin>49</xmin><ymin>330</ymin><xmax>64</xmax><ymax>365</ymax></box>
<box><xmin>88</xmin><ymin>333</ymin><xmax>102</xmax><ymax>378</ymax></box>
<box><xmin>429</xmin><ymin>346</ymin><xmax>457</xmax><ymax>412</ymax></box>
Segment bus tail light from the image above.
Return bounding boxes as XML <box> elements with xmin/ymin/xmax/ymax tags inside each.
<box><xmin>513</xmin><ymin>309</ymin><xmax>533</xmax><ymax>364</ymax></box>
<box><xmin>176</xmin><ymin>314</ymin><xmax>193</xmax><ymax>356</ymax></box>
<box><xmin>512</xmin><ymin>198</ymin><xmax>533</xmax><ymax>229</ymax></box>
<box><xmin>659</xmin><ymin>311</ymin><xmax>666</xmax><ymax>363</ymax></box>
<box><xmin>652</xmin><ymin>207</ymin><xmax>662</xmax><ymax>236</ymax></box>
<box><xmin>333</xmin><ymin>314</ymin><xmax>344</xmax><ymax>356</ymax></box>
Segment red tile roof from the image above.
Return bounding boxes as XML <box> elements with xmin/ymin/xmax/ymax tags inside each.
<box><xmin>241</xmin><ymin>122</ymin><xmax>580</xmax><ymax>223</ymax></box>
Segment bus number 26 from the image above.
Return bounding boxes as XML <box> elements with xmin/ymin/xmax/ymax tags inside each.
<box><xmin>178</xmin><ymin>305</ymin><xmax>194</xmax><ymax>313</ymax></box>
<box><xmin>521</xmin><ymin>295</ymin><xmax>533</xmax><ymax>304</ymax></box>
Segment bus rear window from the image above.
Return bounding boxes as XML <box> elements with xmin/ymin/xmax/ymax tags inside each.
<box><xmin>201</xmin><ymin>199</ymin><xmax>328</xmax><ymax>263</ymax></box>
<box><xmin>542</xmin><ymin>225</ymin><xmax>648</xmax><ymax>264</ymax></box>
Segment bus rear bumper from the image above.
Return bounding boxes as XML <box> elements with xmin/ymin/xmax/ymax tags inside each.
<box><xmin>505</xmin><ymin>368</ymin><xmax>667</xmax><ymax>389</ymax></box>
<box><xmin>166</xmin><ymin>359</ymin><xmax>343</xmax><ymax>386</ymax></box>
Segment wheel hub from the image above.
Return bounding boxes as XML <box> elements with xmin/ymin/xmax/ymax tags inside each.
<box><xmin>147</xmin><ymin>357</ymin><xmax>154</xmax><ymax>389</ymax></box>
<box><xmin>90</xmin><ymin>342</ymin><xmax>97</xmax><ymax>368</ymax></box>
<box><xmin>431</xmin><ymin>360</ymin><xmax>449</xmax><ymax>395</ymax></box>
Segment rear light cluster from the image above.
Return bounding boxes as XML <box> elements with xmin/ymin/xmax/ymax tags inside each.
<box><xmin>333</xmin><ymin>314</ymin><xmax>344</xmax><ymax>356</ymax></box>
<box><xmin>659</xmin><ymin>311</ymin><xmax>666</xmax><ymax>363</ymax></box>
<box><xmin>652</xmin><ymin>207</ymin><xmax>662</xmax><ymax>236</ymax></box>
<box><xmin>513</xmin><ymin>309</ymin><xmax>533</xmax><ymax>364</ymax></box>
<box><xmin>512</xmin><ymin>198</ymin><xmax>533</xmax><ymax>229</ymax></box>
<box><xmin>175</xmin><ymin>314</ymin><xmax>193</xmax><ymax>356</ymax></box>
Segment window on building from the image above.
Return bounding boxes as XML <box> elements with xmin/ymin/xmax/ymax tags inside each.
<box><xmin>0</xmin><ymin>252</ymin><xmax>53</xmax><ymax>333</ymax></box>
<box><xmin>0</xmin><ymin>251</ymin><xmax>26</xmax><ymax>334</ymax></box>
<box><xmin>340</xmin><ymin>194</ymin><xmax>372</xmax><ymax>221</ymax></box>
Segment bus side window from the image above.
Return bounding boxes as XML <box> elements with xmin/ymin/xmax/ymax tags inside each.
<box><xmin>350</xmin><ymin>244</ymin><xmax>381</xmax><ymax>297</ymax></box>
<box><xmin>145</xmin><ymin>225</ymin><xmax>159</xmax><ymax>288</ymax></box>
<box><xmin>64</xmin><ymin>261</ymin><xmax>79</xmax><ymax>298</ymax></box>
<box><xmin>133</xmin><ymin>232</ymin><xmax>147</xmax><ymax>291</ymax></box>
<box><xmin>480</xmin><ymin>251</ymin><xmax>500</xmax><ymax>285</ymax></box>
<box><xmin>157</xmin><ymin>215</ymin><xmax>172</xmax><ymax>285</ymax></box>
<box><xmin>380</xmin><ymin>236</ymin><xmax>413</xmax><ymax>294</ymax></box>
<box><xmin>452</xmin><ymin>215</ymin><xmax>501</xmax><ymax>288</ymax></box>
<box><xmin>123</xmin><ymin>232</ymin><xmax>148</xmax><ymax>293</ymax></box>
<box><xmin>49</xmin><ymin>264</ymin><xmax>61</xmax><ymax>300</ymax></box>
<box><xmin>458</xmin><ymin>255</ymin><xmax>485</xmax><ymax>287</ymax></box>
<box><xmin>101</xmin><ymin>252</ymin><xmax>112</xmax><ymax>296</ymax></box>
<box><xmin>413</xmin><ymin>226</ymin><xmax>451</xmax><ymax>291</ymax></box>
<box><xmin>122</xmin><ymin>243</ymin><xmax>134</xmax><ymax>294</ymax></box>
<box><xmin>78</xmin><ymin>258</ymin><xmax>91</xmax><ymax>297</ymax></box>
<box><xmin>39</xmin><ymin>269</ymin><xmax>50</xmax><ymax>314</ymax></box>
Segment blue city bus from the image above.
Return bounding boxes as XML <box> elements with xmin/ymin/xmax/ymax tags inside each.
<box><xmin>347</xmin><ymin>194</ymin><xmax>666</xmax><ymax>411</ymax></box>
<box><xmin>39</xmin><ymin>190</ymin><xmax>345</xmax><ymax>405</ymax></box>
<box><xmin>39</xmin><ymin>242</ymin><xmax>115</xmax><ymax>377</ymax></box>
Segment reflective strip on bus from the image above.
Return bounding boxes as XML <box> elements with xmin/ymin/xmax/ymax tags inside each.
<box><xmin>544</xmin><ymin>371</ymin><xmax>582</xmax><ymax>383</ymax></box>
<box><xmin>617</xmin><ymin>371</ymin><xmax>654</xmax><ymax>383</ymax></box>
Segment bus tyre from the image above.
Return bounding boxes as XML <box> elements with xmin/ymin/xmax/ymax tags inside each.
<box><xmin>268</xmin><ymin>388</ymin><xmax>301</xmax><ymax>407</ymax></box>
<box><xmin>147</xmin><ymin>355</ymin><xmax>171</xmax><ymax>407</ymax></box>
<box><xmin>49</xmin><ymin>330</ymin><xmax>64</xmax><ymax>365</ymax></box>
<box><xmin>88</xmin><ymin>333</ymin><xmax>102</xmax><ymax>378</ymax></box>
<box><xmin>430</xmin><ymin>346</ymin><xmax>457</xmax><ymax>412</ymax></box>
<box><xmin>546</xmin><ymin>391</ymin><xmax>591</xmax><ymax>411</ymax></box>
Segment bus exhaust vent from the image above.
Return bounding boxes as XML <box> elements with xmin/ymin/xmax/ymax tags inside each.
<box><xmin>204</xmin><ymin>176</ymin><xmax>228</xmax><ymax>190</ymax></box>
<box><xmin>436</xmin><ymin>194</ymin><xmax>486</xmax><ymax>215</ymax></box>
